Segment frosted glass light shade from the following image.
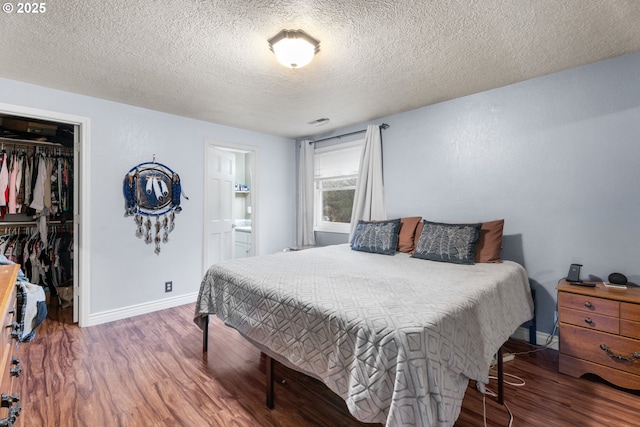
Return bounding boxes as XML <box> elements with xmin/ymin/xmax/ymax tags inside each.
<box><xmin>268</xmin><ymin>29</ymin><xmax>320</xmax><ymax>69</ymax></box>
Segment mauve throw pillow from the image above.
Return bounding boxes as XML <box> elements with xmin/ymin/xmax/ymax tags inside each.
<box><xmin>397</xmin><ymin>216</ymin><xmax>422</xmax><ymax>253</ymax></box>
<box><xmin>475</xmin><ymin>219</ymin><xmax>504</xmax><ymax>263</ymax></box>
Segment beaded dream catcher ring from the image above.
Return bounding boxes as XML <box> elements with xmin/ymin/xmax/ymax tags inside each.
<box><xmin>123</xmin><ymin>158</ymin><xmax>186</xmax><ymax>254</ymax></box>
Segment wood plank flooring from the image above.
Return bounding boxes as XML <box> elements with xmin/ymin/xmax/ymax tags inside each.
<box><xmin>14</xmin><ymin>302</ymin><xmax>640</xmax><ymax>426</ymax></box>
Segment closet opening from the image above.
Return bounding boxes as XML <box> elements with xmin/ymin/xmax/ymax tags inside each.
<box><xmin>0</xmin><ymin>107</ymin><xmax>86</xmax><ymax>325</ymax></box>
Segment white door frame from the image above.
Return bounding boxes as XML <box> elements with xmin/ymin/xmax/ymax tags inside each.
<box><xmin>0</xmin><ymin>102</ymin><xmax>90</xmax><ymax>326</ymax></box>
<box><xmin>202</xmin><ymin>139</ymin><xmax>258</xmax><ymax>274</ymax></box>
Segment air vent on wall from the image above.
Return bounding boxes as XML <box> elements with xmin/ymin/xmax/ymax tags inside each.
<box><xmin>308</xmin><ymin>117</ymin><xmax>330</xmax><ymax>127</ymax></box>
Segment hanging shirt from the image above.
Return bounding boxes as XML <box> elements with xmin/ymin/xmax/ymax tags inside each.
<box><xmin>29</xmin><ymin>156</ymin><xmax>47</xmax><ymax>212</ymax></box>
<box><xmin>57</xmin><ymin>159</ymin><xmax>63</xmax><ymax>215</ymax></box>
<box><xmin>23</xmin><ymin>155</ymin><xmax>32</xmax><ymax>209</ymax></box>
<box><xmin>14</xmin><ymin>157</ymin><xmax>23</xmax><ymax>212</ymax></box>
<box><xmin>0</xmin><ymin>153</ymin><xmax>9</xmax><ymax>206</ymax></box>
<box><xmin>43</xmin><ymin>157</ymin><xmax>52</xmax><ymax>210</ymax></box>
<box><xmin>8</xmin><ymin>155</ymin><xmax>19</xmax><ymax>214</ymax></box>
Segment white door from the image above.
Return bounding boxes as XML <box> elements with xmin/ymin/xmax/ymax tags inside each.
<box><xmin>204</xmin><ymin>144</ymin><xmax>235</xmax><ymax>272</ymax></box>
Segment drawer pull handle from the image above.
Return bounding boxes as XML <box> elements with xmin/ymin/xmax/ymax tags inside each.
<box><xmin>0</xmin><ymin>406</ymin><xmax>17</xmax><ymax>426</ymax></box>
<box><xmin>9</xmin><ymin>364</ymin><xmax>20</xmax><ymax>377</ymax></box>
<box><xmin>599</xmin><ymin>344</ymin><xmax>640</xmax><ymax>362</ymax></box>
<box><xmin>584</xmin><ymin>301</ymin><xmax>592</xmax><ymax>308</ymax></box>
<box><xmin>4</xmin><ymin>322</ymin><xmax>18</xmax><ymax>331</ymax></box>
<box><xmin>584</xmin><ymin>317</ymin><xmax>593</xmax><ymax>325</ymax></box>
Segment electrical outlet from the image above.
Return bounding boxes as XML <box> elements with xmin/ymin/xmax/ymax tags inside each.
<box><xmin>165</xmin><ymin>281</ymin><xmax>173</xmax><ymax>293</ymax></box>
<box><xmin>503</xmin><ymin>353</ymin><xmax>515</xmax><ymax>363</ymax></box>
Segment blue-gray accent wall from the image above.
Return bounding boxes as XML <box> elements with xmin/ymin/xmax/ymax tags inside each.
<box><xmin>310</xmin><ymin>52</ymin><xmax>640</xmax><ymax>336</ymax></box>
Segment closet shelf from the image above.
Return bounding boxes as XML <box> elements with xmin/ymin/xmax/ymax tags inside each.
<box><xmin>0</xmin><ymin>135</ymin><xmax>72</xmax><ymax>149</ymax></box>
<box><xmin>0</xmin><ymin>220</ymin><xmax>69</xmax><ymax>227</ymax></box>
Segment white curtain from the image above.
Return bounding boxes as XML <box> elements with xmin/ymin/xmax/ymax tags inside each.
<box><xmin>297</xmin><ymin>139</ymin><xmax>316</xmax><ymax>246</ymax></box>
<box><xmin>349</xmin><ymin>125</ymin><xmax>387</xmax><ymax>241</ymax></box>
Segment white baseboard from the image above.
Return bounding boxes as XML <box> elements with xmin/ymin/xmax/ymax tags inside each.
<box><xmin>86</xmin><ymin>292</ymin><xmax>199</xmax><ymax>327</ymax></box>
<box><xmin>511</xmin><ymin>326</ymin><xmax>558</xmax><ymax>351</ymax></box>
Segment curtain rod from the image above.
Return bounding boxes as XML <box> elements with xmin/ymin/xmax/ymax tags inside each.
<box><xmin>309</xmin><ymin>123</ymin><xmax>389</xmax><ymax>144</ymax></box>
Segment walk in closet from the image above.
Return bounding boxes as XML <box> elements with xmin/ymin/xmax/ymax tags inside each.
<box><xmin>0</xmin><ymin>113</ymin><xmax>76</xmax><ymax>316</ymax></box>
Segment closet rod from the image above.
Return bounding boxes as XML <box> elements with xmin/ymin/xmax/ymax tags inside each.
<box><xmin>309</xmin><ymin>123</ymin><xmax>389</xmax><ymax>144</ymax></box>
<box><xmin>0</xmin><ymin>220</ymin><xmax>71</xmax><ymax>227</ymax></box>
<box><xmin>0</xmin><ymin>136</ymin><xmax>73</xmax><ymax>150</ymax></box>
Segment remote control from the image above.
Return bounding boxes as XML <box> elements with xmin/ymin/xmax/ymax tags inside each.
<box><xmin>569</xmin><ymin>281</ymin><xmax>596</xmax><ymax>287</ymax></box>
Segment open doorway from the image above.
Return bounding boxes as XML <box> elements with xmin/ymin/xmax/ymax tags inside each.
<box><xmin>0</xmin><ymin>102</ymin><xmax>89</xmax><ymax>325</ymax></box>
<box><xmin>202</xmin><ymin>140</ymin><xmax>257</xmax><ymax>274</ymax></box>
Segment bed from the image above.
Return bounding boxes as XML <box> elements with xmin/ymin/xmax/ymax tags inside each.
<box><xmin>194</xmin><ymin>234</ymin><xmax>534</xmax><ymax>427</ymax></box>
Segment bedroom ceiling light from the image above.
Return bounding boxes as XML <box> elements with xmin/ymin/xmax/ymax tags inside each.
<box><xmin>268</xmin><ymin>29</ymin><xmax>320</xmax><ymax>69</ymax></box>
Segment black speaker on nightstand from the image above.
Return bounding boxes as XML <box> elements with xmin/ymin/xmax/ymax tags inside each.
<box><xmin>608</xmin><ymin>272</ymin><xmax>638</xmax><ymax>287</ymax></box>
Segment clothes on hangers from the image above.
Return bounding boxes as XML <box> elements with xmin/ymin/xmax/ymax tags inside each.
<box><xmin>0</xmin><ymin>226</ymin><xmax>73</xmax><ymax>293</ymax></box>
<box><xmin>0</xmin><ymin>148</ymin><xmax>74</xmax><ymax>220</ymax></box>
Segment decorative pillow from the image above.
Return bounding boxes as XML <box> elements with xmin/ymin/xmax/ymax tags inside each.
<box><xmin>351</xmin><ymin>219</ymin><xmax>401</xmax><ymax>255</ymax></box>
<box><xmin>412</xmin><ymin>220</ymin><xmax>482</xmax><ymax>264</ymax></box>
<box><xmin>411</xmin><ymin>221</ymin><xmax>424</xmax><ymax>254</ymax></box>
<box><xmin>397</xmin><ymin>216</ymin><xmax>422</xmax><ymax>253</ymax></box>
<box><xmin>475</xmin><ymin>219</ymin><xmax>504</xmax><ymax>263</ymax></box>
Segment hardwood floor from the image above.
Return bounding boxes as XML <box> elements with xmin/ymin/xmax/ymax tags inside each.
<box><xmin>14</xmin><ymin>301</ymin><xmax>640</xmax><ymax>426</ymax></box>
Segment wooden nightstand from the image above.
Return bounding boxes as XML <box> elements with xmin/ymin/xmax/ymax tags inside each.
<box><xmin>557</xmin><ymin>280</ymin><xmax>640</xmax><ymax>389</ymax></box>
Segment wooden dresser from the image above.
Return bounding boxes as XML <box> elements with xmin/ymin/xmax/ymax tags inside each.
<box><xmin>557</xmin><ymin>280</ymin><xmax>640</xmax><ymax>389</ymax></box>
<box><xmin>0</xmin><ymin>264</ymin><xmax>21</xmax><ymax>426</ymax></box>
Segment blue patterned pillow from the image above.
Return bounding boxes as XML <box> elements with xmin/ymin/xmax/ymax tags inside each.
<box><xmin>351</xmin><ymin>219</ymin><xmax>401</xmax><ymax>255</ymax></box>
<box><xmin>412</xmin><ymin>220</ymin><xmax>481</xmax><ymax>264</ymax></box>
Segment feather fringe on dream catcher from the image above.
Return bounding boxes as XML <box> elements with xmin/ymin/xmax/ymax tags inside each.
<box><xmin>123</xmin><ymin>157</ymin><xmax>188</xmax><ymax>254</ymax></box>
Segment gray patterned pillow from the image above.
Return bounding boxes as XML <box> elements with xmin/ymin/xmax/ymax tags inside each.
<box><xmin>351</xmin><ymin>219</ymin><xmax>401</xmax><ymax>255</ymax></box>
<box><xmin>412</xmin><ymin>220</ymin><xmax>482</xmax><ymax>264</ymax></box>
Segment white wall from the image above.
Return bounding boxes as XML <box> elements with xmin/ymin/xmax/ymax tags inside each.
<box><xmin>306</xmin><ymin>52</ymin><xmax>640</xmax><ymax>336</ymax></box>
<box><xmin>0</xmin><ymin>78</ymin><xmax>296</xmax><ymax>324</ymax></box>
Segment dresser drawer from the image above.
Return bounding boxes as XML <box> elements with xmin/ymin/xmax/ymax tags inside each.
<box><xmin>1</xmin><ymin>291</ymin><xmax>16</xmax><ymax>363</ymax></box>
<box><xmin>559</xmin><ymin>307</ymin><xmax>618</xmax><ymax>334</ymax></box>
<box><xmin>560</xmin><ymin>324</ymin><xmax>640</xmax><ymax>377</ymax></box>
<box><xmin>558</xmin><ymin>292</ymin><xmax>619</xmax><ymax>317</ymax></box>
<box><xmin>621</xmin><ymin>319</ymin><xmax>640</xmax><ymax>340</ymax></box>
<box><xmin>621</xmin><ymin>302</ymin><xmax>640</xmax><ymax>322</ymax></box>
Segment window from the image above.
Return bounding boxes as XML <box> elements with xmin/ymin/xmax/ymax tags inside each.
<box><xmin>314</xmin><ymin>140</ymin><xmax>363</xmax><ymax>233</ymax></box>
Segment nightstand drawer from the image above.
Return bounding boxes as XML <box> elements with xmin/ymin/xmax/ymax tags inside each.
<box><xmin>560</xmin><ymin>324</ymin><xmax>640</xmax><ymax>377</ymax></box>
<box><xmin>559</xmin><ymin>307</ymin><xmax>618</xmax><ymax>334</ymax></box>
<box><xmin>621</xmin><ymin>302</ymin><xmax>640</xmax><ymax>322</ymax></box>
<box><xmin>558</xmin><ymin>292</ymin><xmax>619</xmax><ymax>317</ymax></box>
<box><xmin>621</xmin><ymin>319</ymin><xmax>640</xmax><ymax>340</ymax></box>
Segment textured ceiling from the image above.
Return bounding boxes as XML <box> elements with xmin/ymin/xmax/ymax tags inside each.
<box><xmin>1</xmin><ymin>1</ymin><xmax>639</xmax><ymax>139</ymax></box>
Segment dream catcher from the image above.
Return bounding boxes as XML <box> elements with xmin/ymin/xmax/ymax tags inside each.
<box><xmin>123</xmin><ymin>157</ymin><xmax>187</xmax><ymax>254</ymax></box>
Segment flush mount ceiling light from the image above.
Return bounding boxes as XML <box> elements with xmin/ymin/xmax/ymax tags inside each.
<box><xmin>268</xmin><ymin>29</ymin><xmax>320</xmax><ymax>69</ymax></box>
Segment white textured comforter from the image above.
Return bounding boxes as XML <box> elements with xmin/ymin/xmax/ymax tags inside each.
<box><xmin>194</xmin><ymin>244</ymin><xmax>534</xmax><ymax>427</ymax></box>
